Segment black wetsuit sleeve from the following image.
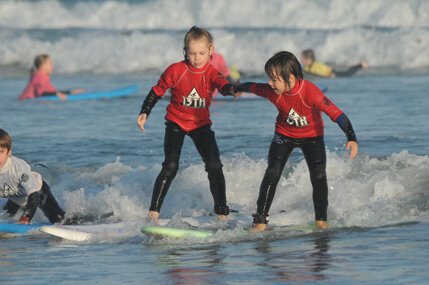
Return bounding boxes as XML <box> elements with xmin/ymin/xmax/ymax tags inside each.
<box><xmin>233</xmin><ymin>82</ymin><xmax>253</xmax><ymax>93</ymax></box>
<box><xmin>219</xmin><ymin>84</ymin><xmax>235</xmax><ymax>96</ymax></box>
<box><xmin>139</xmin><ymin>89</ymin><xmax>160</xmax><ymax>117</ymax></box>
<box><xmin>41</xmin><ymin>92</ymin><xmax>57</xmax><ymax>97</ymax></box>
<box><xmin>336</xmin><ymin>113</ymin><xmax>357</xmax><ymax>142</ymax></box>
<box><xmin>41</xmin><ymin>90</ymin><xmax>70</xmax><ymax>97</ymax></box>
<box><xmin>21</xmin><ymin>191</ymin><xmax>40</xmax><ymax>222</ymax></box>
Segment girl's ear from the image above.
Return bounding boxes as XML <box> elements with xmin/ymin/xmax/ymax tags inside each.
<box><xmin>209</xmin><ymin>45</ymin><xmax>214</xmax><ymax>56</ymax></box>
<box><xmin>8</xmin><ymin>149</ymin><xmax>11</xmax><ymax>156</ymax></box>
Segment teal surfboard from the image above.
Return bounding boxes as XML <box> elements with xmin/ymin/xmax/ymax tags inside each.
<box><xmin>141</xmin><ymin>226</ymin><xmax>215</xmax><ymax>238</ymax></box>
<box><xmin>0</xmin><ymin>222</ymin><xmax>46</xmax><ymax>234</ymax></box>
<box><xmin>33</xmin><ymin>85</ymin><xmax>139</xmax><ymax>101</ymax></box>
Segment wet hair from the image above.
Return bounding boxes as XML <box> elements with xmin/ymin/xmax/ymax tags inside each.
<box><xmin>183</xmin><ymin>26</ymin><xmax>213</xmax><ymax>60</ymax></box>
<box><xmin>264</xmin><ymin>51</ymin><xmax>303</xmax><ymax>92</ymax></box>
<box><xmin>30</xmin><ymin>54</ymin><xmax>50</xmax><ymax>76</ymax></box>
<box><xmin>301</xmin><ymin>49</ymin><xmax>315</xmax><ymax>61</ymax></box>
<box><xmin>0</xmin><ymin>129</ymin><xmax>12</xmax><ymax>151</ymax></box>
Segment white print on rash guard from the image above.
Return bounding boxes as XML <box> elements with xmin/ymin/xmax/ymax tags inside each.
<box><xmin>286</xmin><ymin>107</ymin><xmax>309</xmax><ymax>127</ymax></box>
<box><xmin>182</xmin><ymin>87</ymin><xmax>206</xmax><ymax>108</ymax></box>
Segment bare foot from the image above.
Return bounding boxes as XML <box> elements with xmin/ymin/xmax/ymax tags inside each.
<box><xmin>147</xmin><ymin>211</ymin><xmax>160</xmax><ymax>225</ymax></box>
<box><xmin>249</xmin><ymin>223</ymin><xmax>266</xmax><ymax>232</ymax></box>
<box><xmin>315</xmin><ymin>220</ymin><xmax>329</xmax><ymax>229</ymax></box>
<box><xmin>217</xmin><ymin>215</ymin><xmax>230</xmax><ymax>221</ymax></box>
<box><xmin>360</xmin><ymin>60</ymin><xmax>369</xmax><ymax>69</ymax></box>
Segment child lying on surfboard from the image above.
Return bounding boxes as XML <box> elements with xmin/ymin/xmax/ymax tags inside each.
<box><xmin>18</xmin><ymin>54</ymin><xmax>84</xmax><ymax>101</ymax></box>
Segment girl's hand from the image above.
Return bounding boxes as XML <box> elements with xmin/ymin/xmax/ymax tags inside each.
<box><xmin>346</xmin><ymin>141</ymin><xmax>358</xmax><ymax>160</ymax></box>
<box><xmin>137</xmin><ymin>113</ymin><xmax>147</xmax><ymax>132</ymax></box>
<box><xmin>56</xmin><ymin>92</ymin><xmax>68</xmax><ymax>101</ymax></box>
<box><xmin>70</xmin><ymin>88</ymin><xmax>85</xmax><ymax>94</ymax></box>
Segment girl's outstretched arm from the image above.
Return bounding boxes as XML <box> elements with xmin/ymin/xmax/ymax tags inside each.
<box><xmin>336</xmin><ymin>113</ymin><xmax>358</xmax><ymax>159</ymax></box>
<box><xmin>137</xmin><ymin>90</ymin><xmax>160</xmax><ymax>132</ymax></box>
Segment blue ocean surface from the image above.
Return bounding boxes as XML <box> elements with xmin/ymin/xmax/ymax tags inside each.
<box><xmin>1</xmin><ymin>0</ymin><xmax>429</xmax><ymax>284</ymax></box>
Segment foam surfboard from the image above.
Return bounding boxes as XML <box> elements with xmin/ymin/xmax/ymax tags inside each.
<box><xmin>40</xmin><ymin>222</ymin><xmax>128</xmax><ymax>241</ymax></box>
<box><xmin>141</xmin><ymin>223</ymin><xmax>318</xmax><ymax>239</ymax></box>
<box><xmin>33</xmin><ymin>85</ymin><xmax>139</xmax><ymax>101</ymax></box>
<box><xmin>141</xmin><ymin>226</ymin><xmax>215</xmax><ymax>238</ymax></box>
<box><xmin>0</xmin><ymin>222</ymin><xmax>46</xmax><ymax>234</ymax></box>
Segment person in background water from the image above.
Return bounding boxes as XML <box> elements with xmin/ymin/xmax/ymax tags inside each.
<box><xmin>18</xmin><ymin>54</ymin><xmax>84</xmax><ymax>101</ymax></box>
<box><xmin>210</xmin><ymin>45</ymin><xmax>241</xmax><ymax>96</ymax></box>
<box><xmin>0</xmin><ymin>129</ymin><xmax>65</xmax><ymax>224</ymax></box>
<box><xmin>137</xmin><ymin>26</ymin><xmax>238</xmax><ymax>224</ymax></box>
<box><xmin>301</xmin><ymin>49</ymin><xmax>368</xmax><ymax>78</ymax></box>
<box><xmin>234</xmin><ymin>51</ymin><xmax>358</xmax><ymax>231</ymax></box>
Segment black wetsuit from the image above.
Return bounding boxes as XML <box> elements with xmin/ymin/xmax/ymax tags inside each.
<box><xmin>148</xmin><ymin>120</ymin><xmax>229</xmax><ymax>215</ymax></box>
<box><xmin>3</xmin><ymin>181</ymin><xmax>65</xmax><ymax>223</ymax></box>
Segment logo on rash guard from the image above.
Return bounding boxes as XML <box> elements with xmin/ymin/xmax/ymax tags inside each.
<box><xmin>286</xmin><ymin>107</ymin><xmax>309</xmax><ymax>127</ymax></box>
<box><xmin>0</xmin><ymin>183</ymin><xmax>21</xmax><ymax>198</ymax></box>
<box><xmin>182</xmin><ymin>87</ymin><xmax>206</xmax><ymax>108</ymax></box>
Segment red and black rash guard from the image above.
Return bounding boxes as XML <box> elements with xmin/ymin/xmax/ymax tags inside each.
<box><xmin>150</xmin><ymin>60</ymin><xmax>229</xmax><ymax>132</ymax></box>
<box><xmin>249</xmin><ymin>80</ymin><xmax>343</xmax><ymax>138</ymax></box>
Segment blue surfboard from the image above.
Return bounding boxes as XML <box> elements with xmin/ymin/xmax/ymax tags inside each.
<box><xmin>0</xmin><ymin>222</ymin><xmax>46</xmax><ymax>234</ymax></box>
<box><xmin>34</xmin><ymin>85</ymin><xmax>139</xmax><ymax>101</ymax></box>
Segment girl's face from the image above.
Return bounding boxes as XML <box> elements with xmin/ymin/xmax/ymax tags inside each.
<box><xmin>0</xmin><ymin>147</ymin><xmax>11</xmax><ymax>169</ymax></box>
<box><xmin>186</xmin><ymin>38</ymin><xmax>213</xmax><ymax>69</ymax></box>
<box><xmin>40</xmin><ymin>57</ymin><xmax>54</xmax><ymax>74</ymax></box>
<box><xmin>268</xmin><ymin>69</ymin><xmax>297</xmax><ymax>94</ymax></box>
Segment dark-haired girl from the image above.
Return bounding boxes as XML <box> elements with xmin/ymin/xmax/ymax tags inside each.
<box><xmin>235</xmin><ymin>51</ymin><xmax>358</xmax><ymax>231</ymax></box>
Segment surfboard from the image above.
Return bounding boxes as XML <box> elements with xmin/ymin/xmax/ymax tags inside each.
<box><xmin>0</xmin><ymin>222</ymin><xmax>46</xmax><ymax>234</ymax></box>
<box><xmin>33</xmin><ymin>85</ymin><xmax>139</xmax><ymax>101</ymax></box>
<box><xmin>141</xmin><ymin>223</ymin><xmax>318</xmax><ymax>240</ymax></box>
<box><xmin>40</xmin><ymin>222</ymin><xmax>128</xmax><ymax>241</ymax></box>
<box><xmin>141</xmin><ymin>226</ymin><xmax>215</xmax><ymax>239</ymax></box>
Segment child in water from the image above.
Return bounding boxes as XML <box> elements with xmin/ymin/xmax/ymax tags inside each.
<box><xmin>19</xmin><ymin>54</ymin><xmax>84</xmax><ymax>101</ymax></box>
<box><xmin>234</xmin><ymin>51</ymin><xmax>358</xmax><ymax>231</ymax></box>
<box><xmin>301</xmin><ymin>49</ymin><xmax>368</xmax><ymax>78</ymax></box>
<box><xmin>0</xmin><ymin>129</ymin><xmax>65</xmax><ymax>224</ymax></box>
<box><xmin>137</xmin><ymin>26</ymin><xmax>238</xmax><ymax>223</ymax></box>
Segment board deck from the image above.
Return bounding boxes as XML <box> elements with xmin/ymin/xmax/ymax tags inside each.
<box><xmin>40</xmin><ymin>222</ymin><xmax>128</xmax><ymax>241</ymax></box>
<box><xmin>33</xmin><ymin>85</ymin><xmax>139</xmax><ymax>101</ymax></box>
<box><xmin>0</xmin><ymin>222</ymin><xmax>46</xmax><ymax>234</ymax></box>
<box><xmin>141</xmin><ymin>223</ymin><xmax>318</xmax><ymax>240</ymax></box>
<box><xmin>141</xmin><ymin>226</ymin><xmax>215</xmax><ymax>238</ymax></box>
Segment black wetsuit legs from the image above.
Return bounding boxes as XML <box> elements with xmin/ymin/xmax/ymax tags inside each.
<box><xmin>149</xmin><ymin>121</ymin><xmax>228</xmax><ymax>215</ymax></box>
<box><xmin>3</xmin><ymin>181</ymin><xmax>65</xmax><ymax>223</ymax></box>
<box><xmin>255</xmin><ymin>134</ymin><xmax>328</xmax><ymax>223</ymax></box>
<box><xmin>38</xmin><ymin>181</ymin><xmax>65</xmax><ymax>223</ymax></box>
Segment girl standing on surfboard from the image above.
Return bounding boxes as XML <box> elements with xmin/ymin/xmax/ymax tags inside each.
<box><xmin>137</xmin><ymin>26</ymin><xmax>238</xmax><ymax>223</ymax></box>
<box><xmin>234</xmin><ymin>51</ymin><xmax>358</xmax><ymax>231</ymax></box>
<box><xmin>19</xmin><ymin>54</ymin><xmax>84</xmax><ymax>101</ymax></box>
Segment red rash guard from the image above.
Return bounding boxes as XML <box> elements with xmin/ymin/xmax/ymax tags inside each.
<box><xmin>152</xmin><ymin>60</ymin><xmax>229</xmax><ymax>132</ymax></box>
<box><xmin>250</xmin><ymin>80</ymin><xmax>343</xmax><ymax>138</ymax></box>
<box><xmin>19</xmin><ymin>70</ymin><xmax>56</xmax><ymax>100</ymax></box>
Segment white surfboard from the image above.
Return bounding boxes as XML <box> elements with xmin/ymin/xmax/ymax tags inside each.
<box><xmin>40</xmin><ymin>222</ymin><xmax>129</xmax><ymax>241</ymax></box>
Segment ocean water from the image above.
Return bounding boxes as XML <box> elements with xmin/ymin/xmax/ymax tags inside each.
<box><xmin>1</xmin><ymin>0</ymin><xmax>429</xmax><ymax>284</ymax></box>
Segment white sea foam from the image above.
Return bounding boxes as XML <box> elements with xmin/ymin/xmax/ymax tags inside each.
<box><xmin>27</xmin><ymin>150</ymin><xmax>427</xmax><ymax>228</ymax></box>
<box><xmin>0</xmin><ymin>0</ymin><xmax>428</xmax><ymax>74</ymax></box>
